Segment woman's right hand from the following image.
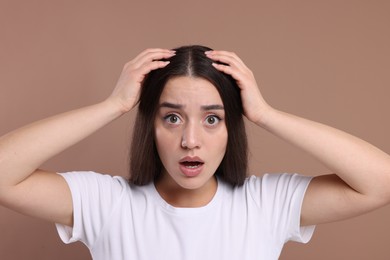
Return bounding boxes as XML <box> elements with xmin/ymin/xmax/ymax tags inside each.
<box><xmin>0</xmin><ymin>48</ymin><xmax>173</xmax><ymax>227</ymax></box>
<box><xmin>108</xmin><ymin>48</ymin><xmax>175</xmax><ymax>113</ymax></box>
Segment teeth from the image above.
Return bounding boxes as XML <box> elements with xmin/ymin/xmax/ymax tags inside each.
<box><xmin>181</xmin><ymin>161</ymin><xmax>203</xmax><ymax>168</ymax></box>
<box><xmin>185</xmin><ymin>165</ymin><xmax>199</xmax><ymax>169</ymax></box>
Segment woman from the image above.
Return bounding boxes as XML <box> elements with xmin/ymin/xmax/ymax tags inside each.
<box><xmin>0</xmin><ymin>45</ymin><xmax>389</xmax><ymax>259</ymax></box>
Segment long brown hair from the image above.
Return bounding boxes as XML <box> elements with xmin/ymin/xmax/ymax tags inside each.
<box><xmin>129</xmin><ymin>45</ymin><xmax>248</xmax><ymax>186</ymax></box>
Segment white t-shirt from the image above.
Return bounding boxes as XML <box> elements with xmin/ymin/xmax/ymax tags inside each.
<box><xmin>56</xmin><ymin>171</ymin><xmax>315</xmax><ymax>260</ymax></box>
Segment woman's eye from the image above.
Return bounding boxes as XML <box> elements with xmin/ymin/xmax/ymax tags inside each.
<box><xmin>205</xmin><ymin>115</ymin><xmax>220</xmax><ymax>126</ymax></box>
<box><xmin>164</xmin><ymin>114</ymin><xmax>181</xmax><ymax>124</ymax></box>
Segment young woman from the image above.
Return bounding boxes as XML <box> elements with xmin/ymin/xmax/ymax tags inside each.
<box><xmin>0</xmin><ymin>45</ymin><xmax>389</xmax><ymax>259</ymax></box>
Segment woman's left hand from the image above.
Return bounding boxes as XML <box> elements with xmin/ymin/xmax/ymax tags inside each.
<box><xmin>205</xmin><ymin>50</ymin><xmax>271</xmax><ymax>126</ymax></box>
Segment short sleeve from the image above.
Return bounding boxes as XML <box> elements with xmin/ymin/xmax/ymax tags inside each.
<box><xmin>248</xmin><ymin>173</ymin><xmax>315</xmax><ymax>244</ymax></box>
<box><xmin>55</xmin><ymin>171</ymin><xmax>128</xmax><ymax>249</ymax></box>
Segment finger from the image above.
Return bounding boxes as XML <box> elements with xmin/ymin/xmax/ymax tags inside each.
<box><xmin>135</xmin><ymin>60</ymin><xmax>171</xmax><ymax>81</ymax></box>
<box><xmin>206</xmin><ymin>54</ymin><xmax>248</xmax><ymax>76</ymax></box>
<box><xmin>209</xmin><ymin>56</ymin><xmax>250</xmax><ymax>81</ymax></box>
<box><xmin>206</xmin><ymin>51</ymin><xmax>252</xmax><ymax>80</ymax></box>
<box><xmin>131</xmin><ymin>52</ymin><xmax>175</xmax><ymax>72</ymax></box>
<box><xmin>211</xmin><ymin>63</ymin><xmax>243</xmax><ymax>84</ymax></box>
<box><xmin>133</xmin><ymin>48</ymin><xmax>175</xmax><ymax>65</ymax></box>
<box><xmin>205</xmin><ymin>50</ymin><xmax>245</xmax><ymax>66</ymax></box>
<box><xmin>136</xmin><ymin>48</ymin><xmax>174</xmax><ymax>58</ymax></box>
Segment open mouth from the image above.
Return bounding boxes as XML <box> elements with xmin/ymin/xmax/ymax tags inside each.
<box><xmin>180</xmin><ymin>161</ymin><xmax>204</xmax><ymax>168</ymax></box>
<box><xmin>179</xmin><ymin>157</ymin><xmax>205</xmax><ymax>177</ymax></box>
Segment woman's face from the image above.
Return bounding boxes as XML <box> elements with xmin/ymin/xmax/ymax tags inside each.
<box><xmin>154</xmin><ymin>76</ymin><xmax>228</xmax><ymax>191</ymax></box>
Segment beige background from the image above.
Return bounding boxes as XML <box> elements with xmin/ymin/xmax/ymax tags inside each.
<box><xmin>1</xmin><ymin>0</ymin><xmax>389</xmax><ymax>259</ymax></box>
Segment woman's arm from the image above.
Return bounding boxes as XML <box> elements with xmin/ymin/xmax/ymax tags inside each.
<box><xmin>0</xmin><ymin>101</ymin><xmax>124</xmax><ymax>226</ymax></box>
<box><xmin>258</xmin><ymin>109</ymin><xmax>390</xmax><ymax>226</ymax></box>
<box><xmin>206</xmin><ymin>50</ymin><xmax>390</xmax><ymax>226</ymax></box>
<box><xmin>0</xmin><ymin>49</ymin><xmax>175</xmax><ymax>226</ymax></box>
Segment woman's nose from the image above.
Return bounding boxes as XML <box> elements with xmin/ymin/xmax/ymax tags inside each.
<box><xmin>181</xmin><ymin>122</ymin><xmax>201</xmax><ymax>150</ymax></box>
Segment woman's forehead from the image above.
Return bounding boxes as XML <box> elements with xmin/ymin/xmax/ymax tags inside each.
<box><xmin>159</xmin><ymin>76</ymin><xmax>223</xmax><ymax>105</ymax></box>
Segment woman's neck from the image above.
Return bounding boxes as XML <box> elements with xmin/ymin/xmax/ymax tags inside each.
<box><xmin>154</xmin><ymin>175</ymin><xmax>218</xmax><ymax>208</ymax></box>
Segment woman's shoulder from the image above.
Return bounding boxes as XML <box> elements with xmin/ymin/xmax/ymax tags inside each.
<box><xmin>58</xmin><ymin>170</ymin><xmax>130</xmax><ymax>193</ymax></box>
<box><xmin>244</xmin><ymin>173</ymin><xmax>312</xmax><ymax>185</ymax></box>
<box><xmin>229</xmin><ymin>173</ymin><xmax>313</xmax><ymax>199</ymax></box>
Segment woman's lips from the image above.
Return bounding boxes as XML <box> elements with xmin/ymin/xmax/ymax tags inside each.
<box><xmin>179</xmin><ymin>156</ymin><xmax>204</xmax><ymax>177</ymax></box>
<box><xmin>179</xmin><ymin>162</ymin><xmax>204</xmax><ymax>177</ymax></box>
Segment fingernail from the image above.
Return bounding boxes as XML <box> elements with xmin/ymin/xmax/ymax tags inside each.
<box><xmin>205</xmin><ymin>51</ymin><xmax>212</xmax><ymax>55</ymax></box>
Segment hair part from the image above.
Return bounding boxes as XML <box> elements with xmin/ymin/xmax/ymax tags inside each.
<box><xmin>129</xmin><ymin>45</ymin><xmax>248</xmax><ymax>186</ymax></box>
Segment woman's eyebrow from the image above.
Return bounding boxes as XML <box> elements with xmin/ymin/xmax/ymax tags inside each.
<box><xmin>159</xmin><ymin>102</ymin><xmax>224</xmax><ymax>111</ymax></box>
<box><xmin>159</xmin><ymin>102</ymin><xmax>183</xmax><ymax>109</ymax></box>
<box><xmin>201</xmin><ymin>104</ymin><xmax>224</xmax><ymax>111</ymax></box>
